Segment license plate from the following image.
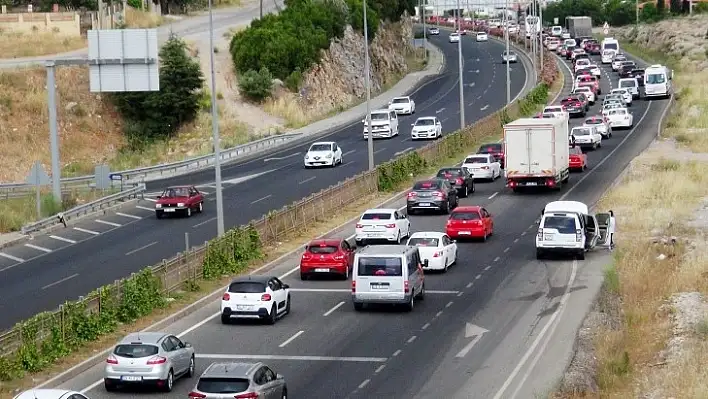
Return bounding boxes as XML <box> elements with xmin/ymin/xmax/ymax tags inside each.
<box><xmin>526</xmin><ymin>182</ymin><xmax>537</xmax><ymax>186</ymax></box>
<box><xmin>544</xmin><ymin>234</ymin><xmax>554</xmax><ymax>240</ymax></box>
<box><xmin>418</xmin><ymin>203</ymin><xmax>430</xmax><ymax>206</ymax></box>
<box><xmin>121</xmin><ymin>376</ymin><xmax>142</xmax><ymax>381</ymax></box>
<box><xmin>163</xmin><ymin>208</ymin><xmax>175</xmax><ymax>212</ymax></box>
<box><xmin>236</xmin><ymin>305</ymin><xmax>251</xmax><ymax>310</ymax></box>
<box><xmin>315</xmin><ymin>268</ymin><xmax>330</xmax><ymax>272</ymax></box>
<box><xmin>459</xmin><ymin>231</ymin><xmax>471</xmax><ymax>235</ymax></box>
<box><xmin>371</xmin><ymin>284</ymin><xmax>388</xmax><ymax>290</ymax></box>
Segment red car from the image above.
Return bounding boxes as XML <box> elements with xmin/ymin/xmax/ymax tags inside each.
<box><xmin>299</xmin><ymin>239</ymin><xmax>355</xmax><ymax>280</ymax></box>
<box><xmin>576</xmin><ymin>75</ymin><xmax>601</xmax><ymax>94</ymax></box>
<box><xmin>569</xmin><ymin>146</ymin><xmax>588</xmax><ymax>172</ymax></box>
<box><xmin>477</xmin><ymin>143</ymin><xmax>504</xmax><ymax>167</ymax></box>
<box><xmin>155</xmin><ymin>185</ymin><xmax>204</xmax><ymax>218</ymax></box>
<box><xmin>445</xmin><ymin>206</ymin><xmax>494</xmax><ymax>241</ymax></box>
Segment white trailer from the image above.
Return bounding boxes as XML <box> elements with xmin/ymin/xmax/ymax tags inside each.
<box><xmin>504</xmin><ymin>118</ymin><xmax>570</xmax><ymax>192</ymax></box>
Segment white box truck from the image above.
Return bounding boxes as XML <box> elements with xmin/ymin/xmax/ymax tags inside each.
<box><xmin>504</xmin><ymin>118</ymin><xmax>570</xmax><ymax>192</ymax></box>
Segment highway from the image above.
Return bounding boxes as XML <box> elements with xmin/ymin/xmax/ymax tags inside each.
<box><xmin>54</xmin><ymin>49</ymin><xmax>672</xmax><ymax>397</ymax></box>
<box><xmin>0</xmin><ymin>33</ymin><xmax>529</xmax><ymax>329</ymax></box>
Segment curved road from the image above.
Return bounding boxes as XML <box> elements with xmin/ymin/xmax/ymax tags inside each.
<box><xmin>0</xmin><ymin>33</ymin><xmax>529</xmax><ymax>329</ymax></box>
<box><xmin>54</xmin><ymin>50</ymin><xmax>672</xmax><ymax>398</ymax></box>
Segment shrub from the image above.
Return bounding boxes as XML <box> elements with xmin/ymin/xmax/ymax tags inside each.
<box><xmin>346</xmin><ymin>0</ymin><xmax>380</xmax><ymax>39</ymax></box>
<box><xmin>127</xmin><ymin>0</ymin><xmax>142</xmax><ymax>9</ymax></box>
<box><xmin>238</xmin><ymin>68</ymin><xmax>274</xmax><ymax>101</ymax></box>
<box><xmin>284</xmin><ymin>68</ymin><xmax>304</xmax><ymax>92</ymax></box>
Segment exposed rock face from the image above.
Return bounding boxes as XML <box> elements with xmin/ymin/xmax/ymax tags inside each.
<box><xmin>609</xmin><ymin>15</ymin><xmax>708</xmax><ymax>71</ymax></box>
<box><xmin>298</xmin><ymin>19</ymin><xmax>413</xmax><ymax>117</ymax></box>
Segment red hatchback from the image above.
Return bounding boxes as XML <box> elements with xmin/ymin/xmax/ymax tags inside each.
<box><xmin>155</xmin><ymin>185</ymin><xmax>204</xmax><ymax>219</ymax></box>
<box><xmin>446</xmin><ymin>206</ymin><xmax>494</xmax><ymax>241</ymax></box>
<box><xmin>300</xmin><ymin>239</ymin><xmax>355</xmax><ymax>280</ymax></box>
<box><xmin>569</xmin><ymin>146</ymin><xmax>588</xmax><ymax>172</ymax></box>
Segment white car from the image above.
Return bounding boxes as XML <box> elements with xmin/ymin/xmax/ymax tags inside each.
<box><xmin>602</xmin><ymin>101</ymin><xmax>624</xmax><ymax>114</ymax></box>
<box><xmin>476</xmin><ymin>32</ymin><xmax>488</xmax><ymax>42</ymax></box>
<box><xmin>586</xmin><ymin>64</ymin><xmax>602</xmax><ymax>78</ymax></box>
<box><xmin>612</xmin><ymin>55</ymin><xmax>627</xmax><ymax>71</ymax></box>
<box><xmin>573</xmin><ymin>86</ymin><xmax>595</xmax><ymax>104</ymax></box>
<box><xmin>406</xmin><ymin>232</ymin><xmax>458</xmax><ymax>272</ymax></box>
<box><xmin>449</xmin><ymin>32</ymin><xmax>460</xmax><ymax>43</ymax></box>
<box><xmin>355</xmin><ymin>208</ymin><xmax>411</xmax><ymax>245</ymax></box>
<box><xmin>583</xmin><ymin>115</ymin><xmax>612</xmax><ymax>138</ymax></box>
<box><xmin>388</xmin><ymin>96</ymin><xmax>416</xmax><ymax>115</ymax></box>
<box><xmin>561</xmin><ymin>32</ymin><xmax>571</xmax><ymax>39</ymax></box>
<box><xmin>601</xmin><ymin>49</ymin><xmax>616</xmax><ymax>64</ymax></box>
<box><xmin>411</xmin><ymin>116</ymin><xmax>442</xmax><ymax>140</ymax></box>
<box><xmin>428</xmin><ymin>27</ymin><xmax>440</xmax><ymax>35</ymax></box>
<box><xmin>604</xmin><ymin>108</ymin><xmax>634</xmax><ymax>129</ymax></box>
<box><xmin>574</xmin><ymin>59</ymin><xmax>591</xmax><ymax>72</ymax></box>
<box><xmin>543</xmin><ymin>105</ymin><xmax>569</xmax><ymax>120</ymax></box>
<box><xmin>507</xmin><ymin>25</ymin><xmax>519</xmax><ymax>34</ymax></box>
<box><xmin>462</xmin><ymin>153</ymin><xmax>502</xmax><ymax>181</ymax></box>
<box><xmin>547</xmin><ymin>40</ymin><xmax>560</xmax><ymax>51</ymax></box>
<box><xmin>571</xmin><ymin>126</ymin><xmax>602</xmax><ymax>150</ymax></box>
<box><xmin>610</xmin><ymin>88</ymin><xmax>632</xmax><ymax>106</ymax></box>
<box><xmin>304</xmin><ymin>141</ymin><xmax>343</xmax><ymax>168</ymax></box>
<box><xmin>502</xmin><ymin>51</ymin><xmax>518</xmax><ymax>63</ymax></box>
<box><xmin>363</xmin><ymin>109</ymin><xmax>399</xmax><ymax>139</ymax></box>
<box><xmin>220</xmin><ymin>275</ymin><xmax>291</xmax><ymax>324</ymax></box>
<box><xmin>13</xmin><ymin>390</ymin><xmax>92</xmax><ymax>399</ymax></box>
<box><xmin>617</xmin><ymin>78</ymin><xmax>640</xmax><ymax>99</ymax></box>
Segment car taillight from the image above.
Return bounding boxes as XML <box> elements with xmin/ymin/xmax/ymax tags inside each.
<box><xmin>537</xmin><ymin>229</ymin><xmax>543</xmax><ymax>239</ymax></box>
<box><xmin>301</xmin><ymin>253</ymin><xmax>312</xmax><ymax>260</ymax></box>
<box><xmin>404</xmin><ymin>280</ymin><xmax>410</xmax><ymax>292</ymax></box>
<box><xmin>547</xmin><ymin>179</ymin><xmax>555</xmax><ymax>187</ymax></box>
<box><xmin>576</xmin><ymin>229</ymin><xmax>583</xmax><ymax>242</ymax></box>
<box><xmin>432</xmin><ymin>191</ymin><xmax>445</xmax><ymax>198</ymax></box>
<box><xmin>188</xmin><ymin>392</ymin><xmax>207</xmax><ymax>399</ymax></box>
<box><xmin>352</xmin><ymin>280</ymin><xmax>356</xmax><ymax>293</ymax></box>
<box><xmin>455</xmin><ymin>178</ymin><xmax>464</xmax><ymax>185</ymax></box>
<box><xmin>147</xmin><ymin>356</ymin><xmax>167</xmax><ymax>365</ymax></box>
<box><xmin>334</xmin><ymin>254</ymin><xmax>345</xmax><ymax>261</ymax></box>
<box><xmin>235</xmin><ymin>393</ymin><xmax>260</xmax><ymax>399</ymax></box>
<box><xmin>356</xmin><ymin>223</ymin><xmax>364</xmax><ymax>228</ymax></box>
<box><xmin>261</xmin><ymin>294</ymin><xmax>272</xmax><ymax>301</ymax></box>
<box><xmin>222</xmin><ymin>293</ymin><xmax>231</xmax><ymax>301</ymax></box>
<box><xmin>106</xmin><ymin>355</ymin><xmax>118</xmax><ymax>364</ymax></box>
<box><xmin>407</xmin><ymin>192</ymin><xmax>417</xmax><ymax>198</ymax></box>
<box><xmin>383</xmin><ymin>223</ymin><xmax>396</xmax><ymax>228</ymax></box>
<box><xmin>482</xmin><ymin>166</ymin><xmax>490</xmax><ymax>170</ymax></box>
<box><xmin>433</xmin><ymin>251</ymin><xmax>443</xmax><ymax>257</ymax></box>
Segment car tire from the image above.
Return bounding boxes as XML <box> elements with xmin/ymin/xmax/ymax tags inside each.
<box><xmin>285</xmin><ymin>295</ymin><xmax>291</xmax><ymax>314</ymax></box>
<box><xmin>407</xmin><ymin>206</ymin><xmax>415</xmax><ymax>216</ymax></box>
<box><xmin>461</xmin><ymin>185</ymin><xmax>468</xmax><ymax>198</ymax></box>
<box><xmin>405</xmin><ymin>292</ymin><xmax>415</xmax><ymax>312</ymax></box>
<box><xmin>536</xmin><ymin>249</ymin><xmax>544</xmax><ymax>260</ymax></box>
<box><xmin>282</xmin><ymin>388</ymin><xmax>288</xmax><ymax>399</ymax></box>
<box><xmin>162</xmin><ymin>370</ymin><xmax>174</xmax><ymax>392</ymax></box>
<box><xmin>220</xmin><ymin>312</ymin><xmax>230</xmax><ymax>324</ymax></box>
<box><xmin>187</xmin><ymin>356</ymin><xmax>195</xmax><ymax>378</ymax></box>
<box><xmin>267</xmin><ymin>304</ymin><xmax>277</xmax><ymax>325</ymax></box>
<box><xmin>577</xmin><ymin>251</ymin><xmax>586</xmax><ymax>260</ymax></box>
<box><xmin>300</xmin><ymin>272</ymin><xmax>308</xmax><ymax>281</ymax></box>
<box><xmin>354</xmin><ymin>302</ymin><xmax>364</xmax><ymax>311</ymax></box>
<box><xmin>396</xmin><ymin>231</ymin><xmax>402</xmax><ymax>244</ymax></box>
<box><xmin>443</xmin><ymin>259</ymin><xmax>449</xmax><ymax>273</ymax></box>
<box><xmin>155</xmin><ymin>211</ymin><xmax>163</xmax><ymax>219</ymax></box>
<box><xmin>198</xmin><ymin>202</ymin><xmax>203</xmax><ymax>213</ymax></box>
<box><xmin>343</xmin><ymin>266</ymin><xmax>349</xmax><ymax>280</ymax></box>
<box><xmin>104</xmin><ymin>380</ymin><xmax>116</xmax><ymax>392</ymax></box>
<box><xmin>471</xmin><ymin>183</ymin><xmax>476</xmax><ymax>193</ymax></box>
<box><xmin>482</xmin><ymin>230</ymin><xmax>488</xmax><ymax>242</ymax></box>
<box><xmin>442</xmin><ymin>201</ymin><xmax>450</xmax><ymax>215</ymax></box>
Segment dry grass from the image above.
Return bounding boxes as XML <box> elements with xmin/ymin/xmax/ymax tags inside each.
<box><xmin>123</xmin><ymin>7</ymin><xmax>164</xmax><ymax>28</ymax></box>
<box><xmin>0</xmin><ymin>31</ymin><xmax>86</xmax><ymax>58</ymax></box>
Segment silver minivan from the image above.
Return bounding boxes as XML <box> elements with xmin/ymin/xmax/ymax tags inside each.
<box><xmin>351</xmin><ymin>245</ymin><xmax>426</xmax><ymax>311</ymax></box>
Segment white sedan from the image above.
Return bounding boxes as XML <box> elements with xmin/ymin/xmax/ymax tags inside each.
<box><xmin>406</xmin><ymin>232</ymin><xmax>457</xmax><ymax>272</ymax></box>
<box><xmin>571</xmin><ymin>126</ymin><xmax>602</xmax><ymax>150</ymax></box>
<box><xmin>388</xmin><ymin>96</ymin><xmax>416</xmax><ymax>115</ymax></box>
<box><xmin>476</xmin><ymin>32</ymin><xmax>488</xmax><ymax>42</ymax></box>
<box><xmin>502</xmin><ymin>51</ymin><xmax>518</xmax><ymax>63</ymax></box>
<box><xmin>605</xmin><ymin>108</ymin><xmax>634</xmax><ymax>129</ymax></box>
<box><xmin>610</xmin><ymin>88</ymin><xmax>633</xmax><ymax>106</ymax></box>
<box><xmin>411</xmin><ymin>116</ymin><xmax>442</xmax><ymax>140</ymax></box>
<box><xmin>304</xmin><ymin>141</ymin><xmax>343</xmax><ymax>168</ymax></box>
<box><xmin>586</xmin><ymin>64</ymin><xmax>602</xmax><ymax>78</ymax></box>
<box><xmin>583</xmin><ymin>115</ymin><xmax>612</xmax><ymax>138</ymax></box>
<box><xmin>462</xmin><ymin>154</ymin><xmax>502</xmax><ymax>181</ymax></box>
<box><xmin>449</xmin><ymin>32</ymin><xmax>460</xmax><ymax>43</ymax></box>
<box><xmin>355</xmin><ymin>208</ymin><xmax>411</xmax><ymax>245</ymax></box>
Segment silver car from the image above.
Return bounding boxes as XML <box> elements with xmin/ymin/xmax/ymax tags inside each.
<box><xmin>104</xmin><ymin>332</ymin><xmax>195</xmax><ymax>392</ymax></box>
<box><xmin>502</xmin><ymin>51</ymin><xmax>517</xmax><ymax>63</ymax></box>
<box><xmin>190</xmin><ymin>362</ymin><xmax>287</xmax><ymax>399</ymax></box>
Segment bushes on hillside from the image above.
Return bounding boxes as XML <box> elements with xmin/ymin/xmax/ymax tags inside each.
<box><xmin>112</xmin><ymin>35</ymin><xmax>204</xmax><ymax>145</ymax></box>
<box><xmin>238</xmin><ymin>68</ymin><xmax>274</xmax><ymax>101</ymax></box>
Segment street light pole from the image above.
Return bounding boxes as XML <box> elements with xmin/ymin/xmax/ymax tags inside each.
<box><xmin>539</xmin><ymin>0</ymin><xmax>544</xmax><ymax>72</ymax></box>
<box><xmin>456</xmin><ymin>0</ymin><xmax>465</xmax><ymax>129</ymax></box>
<box><xmin>504</xmin><ymin>0</ymin><xmax>510</xmax><ymax>105</ymax></box>
<box><xmin>364</xmin><ymin>0</ymin><xmax>374</xmax><ymax>171</ymax></box>
<box><xmin>208</xmin><ymin>0</ymin><xmax>225</xmax><ymax>237</ymax></box>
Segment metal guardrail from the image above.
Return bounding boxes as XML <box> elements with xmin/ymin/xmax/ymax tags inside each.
<box><xmin>1</xmin><ymin>133</ymin><xmax>303</xmax><ymax>198</ymax></box>
<box><xmin>20</xmin><ymin>184</ymin><xmax>146</xmax><ymax>235</ymax></box>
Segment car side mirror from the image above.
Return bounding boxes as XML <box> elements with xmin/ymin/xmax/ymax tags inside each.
<box><xmin>277</xmin><ymin>373</ymin><xmax>285</xmax><ymax>380</ymax></box>
<box><xmin>411</xmin><ymin>123</ymin><xmax>415</xmax><ymax>126</ymax></box>
<box><xmin>282</xmin><ymin>284</ymin><xmax>290</xmax><ymax>289</ymax></box>
<box><xmin>184</xmin><ymin>342</ymin><xmax>192</xmax><ymax>348</ymax></box>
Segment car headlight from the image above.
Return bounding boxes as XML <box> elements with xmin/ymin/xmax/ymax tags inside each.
<box><xmin>155</xmin><ymin>204</ymin><xmax>162</xmax><ymax>209</ymax></box>
<box><xmin>177</xmin><ymin>203</ymin><xmax>185</xmax><ymax>207</ymax></box>
<box><xmin>304</xmin><ymin>155</ymin><xmax>309</xmax><ymax>159</ymax></box>
<box><xmin>326</xmin><ymin>153</ymin><xmax>333</xmax><ymax>159</ymax></box>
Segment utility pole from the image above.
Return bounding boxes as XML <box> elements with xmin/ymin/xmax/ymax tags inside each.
<box><xmin>208</xmin><ymin>0</ymin><xmax>225</xmax><ymax>237</ymax></box>
<box><xmin>364</xmin><ymin>0</ymin><xmax>374</xmax><ymax>171</ymax></box>
<box><xmin>456</xmin><ymin>0</ymin><xmax>465</xmax><ymax>129</ymax></box>
<box><xmin>47</xmin><ymin>62</ymin><xmax>61</xmax><ymax>202</ymax></box>
<box><xmin>260</xmin><ymin>0</ymin><xmax>263</xmax><ymax>18</ymax></box>
<box><xmin>539</xmin><ymin>0</ymin><xmax>543</xmax><ymax>72</ymax></box>
<box><xmin>504</xmin><ymin>0</ymin><xmax>511</xmax><ymax>104</ymax></box>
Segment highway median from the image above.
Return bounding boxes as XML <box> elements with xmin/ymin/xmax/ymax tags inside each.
<box><xmin>0</xmin><ymin>30</ymin><xmax>562</xmax><ymax>397</ymax></box>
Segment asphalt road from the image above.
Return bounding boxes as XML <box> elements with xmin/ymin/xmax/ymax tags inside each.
<box><xmin>0</xmin><ymin>33</ymin><xmax>529</xmax><ymax>329</ymax></box>
<box><xmin>55</xmin><ymin>50</ymin><xmax>671</xmax><ymax>398</ymax></box>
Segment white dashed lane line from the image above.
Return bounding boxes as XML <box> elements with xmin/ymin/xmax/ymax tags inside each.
<box><xmin>116</xmin><ymin>212</ymin><xmax>141</xmax><ymax>220</ymax></box>
<box><xmin>95</xmin><ymin>219</ymin><xmax>121</xmax><ymax>227</ymax></box>
<box><xmin>279</xmin><ymin>330</ymin><xmax>305</xmax><ymax>348</ymax></box>
<box><xmin>49</xmin><ymin>235</ymin><xmax>76</xmax><ymax>244</ymax></box>
<box><xmin>74</xmin><ymin>227</ymin><xmax>99</xmax><ymax>235</ymax></box>
<box><xmin>24</xmin><ymin>243</ymin><xmax>52</xmax><ymax>253</ymax></box>
<box><xmin>0</xmin><ymin>252</ymin><xmax>24</xmax><ymax>262</ymax></box>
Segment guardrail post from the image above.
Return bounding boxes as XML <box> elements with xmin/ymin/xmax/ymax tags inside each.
<box><xmin>185</xmin><ymin>232</ymin><xmax>189</xmax><ymax>253</ymax></box>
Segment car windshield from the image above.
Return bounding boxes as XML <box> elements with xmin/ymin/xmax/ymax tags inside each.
<box><xmin>162</xmin><ymin>187</ymin><xmax>189</xmax><ymax>197</ymax></box>
<box><xmin>408</xmin><ymin>237</ymin><xmax>439</xmax><ymax>247</ymax></box>
<box><xmin>197</xmin><ymin>378</ymin><xmax>251</xmax><ymax>394</ymax></box>
<box><xmin>309</xmin><ymin>144</ymin><xmax>332</xmax><ymax>152</ymax></box>
<box><xmin>114</xmin><ymin>344</ymin><xmax>159</xmax><ymax>358</ymax></box>
<box><xmin>437</xmin><ymin>169</ymin><xmax>462</xmax><ymax>177</ymax></box>
<box><xmin>357</xmin><ymin>257</ymin><xmax>402</xmax><ymax>276</ymax></box>
<box><xmin>545</xmin><ymin>107</ymin><xmax>562</xmax><ymax>113</ymax></box>
<box><xmin>543</xmin><ymin>216</ymin><xmax>577</xmax><ymax>234</ymax></box>
<box><xmin>612</xmin><ymin>90</ymin><xmax>627</xmax><ymax>95</ymax></box>
<box><xmin>464</xmin><ymin>156</ymin><xmax>488</xmax><ymax>164</ymax></box>
<box><xmin>370</xmin><ymin>112</ymin><xmax>388</xmax><ymax>121</ymax></box>
<box><xmin>620</xmin><ymin>80</ymin><xmax>635</xmax><ymax>88</ymax></box>
<box><xmin>604</xmin><ymin>42</ymin><xmax>618</xmax><ymax>50</ymax></box>
<box><xmin>308</xmin><ymin>245</ymin><xmax>338</xmax><ymax>254</ymax></box>
<box><xmin>614</xmin><ymin>56</ymin><xmax>626</xmax><ymax>62</ymax></box>
<box><xmin>415</xmin><ymin>119</ymin><xmax>435</xmax><ymax>126</ymax></box>
<box><xmin>570</xmin><ymin>147</ymin><xmax>582</xmax><ymax>154</ymax></box>
<box><xmin>228</xmin><ymin>282</ymin><xmax>266</xmax><ymax>293</ymax></box>
<box><xmin>361</xmin><ymin>212</ymin><xmax>393</xmax><ymax>220</ymax></box>
<box><xmin>502</xmin><ymin>51</ymin><xmax>515</xmax><ymax>56</ymax></box>
<box><xmin>573</xmin><ymin>128</ymin><xmax>591</xmax><ymax>136</ymax></box>
<box><xmin>392</xmin><ymin>98</ymin><xmax>409</xmax><ymax>104</ymax></box>
<box><xmin>413</xmin><ymin>181</ymin><xmax>441</xmax><ymax>190</ymax></box>
<box><xmin>451</xmin><ymin>211</ymin><xmax>480</xmax><ymax>220</ymax></box>
<box><xmin>646</xmin><ymin>73</ymin><xmax>666</xmax><ymax>84</ymax></box>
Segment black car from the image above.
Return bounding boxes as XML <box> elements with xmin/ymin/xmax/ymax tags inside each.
<box><xmin>618</xmin><ymin>64</ymin><xmax>635</xmax><ymax>78</ymax></box>
<box><xmin>436</xmin><ymin>167</ymin><xmax>475</xmax><ymax>197</ymax></box>
<box><xmin>477</xmin><ymin>143</ymin><xmax>505</xmax><ymax>167</ymax></box>
<box><xmin>406</xmin><ymin>179</ymin><xmax>459</xmax><ymax>215</ymax></box>
<box><xmin>629</xmin><ymin>68</ymin><xmax>645</xmax><ymax>86</ymax></box>
<box><xmin>617</xmin><ymin>61</ymin><xmax>635</xmax><ymax>74</ymax></box>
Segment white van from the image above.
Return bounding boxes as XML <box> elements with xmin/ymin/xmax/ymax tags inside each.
<box><xmin>617</xmin><ymin>78</ymin><xmax>640</xmax><ymax>99</ymax></box>
<box><xmin>351</xmin><ymin>245</ymin><xmax>425</xmax><ymax>311</ymax></box>
<box><xmin>551</xmin><ymin>25</ymin><xmax>563</xmax><ymax>36</ymax></box>
<box><xmin>644</xmin><ymin>64</ymin><xmax>673</xmax><ymax>99</ymax></box>
<box><xmin>536</xmin><ymin>201</ymin><xmax>606</xmax><ymax>260</ymax></box>
<box><xmin>601</xmin><ymin>37</ymin><xmax>620</xmax><ymax>53</ymax></box>
<box><xmin>363</xmin><ymin>109</ymin><xmax>399</xmax><ymax>139</ymax></box>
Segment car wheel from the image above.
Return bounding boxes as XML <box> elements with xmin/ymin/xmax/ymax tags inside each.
<box><xmin>482</xmin><ymin>230</ymin><xmax>488</xmax><ymax>242</ymax></box>
<box><xmin>443</xmin><ymin>259</ymin><xmax>449</xmax><ymax>273</ymax></box>
<box><xmin>354</xmin><ymin>302</ymin><xmax>364</xmax><ymax>311</ymax></box>
<box><xmin>187</xmin><ymin>356</ymin><xmax>195</xmax><ymax>378</ymax></box>
<box><xmin>285</xmin><ymin>295</ymin><xmax>291</xmax><ymax>314</ymax></box>
<box><xmin>471</xmin><ymin>183</ymin><xmax>476</xmax><ymax>193</ymax></box>
<box><xmin>155</xmin><ymin>211</ymin><xmax>163</xmax><ymax>219</ymax></box>
<box><xmin>220</xmin><ymin>312</ymin><xmax>230</xmax><ymax>324</ymax></box>
<box><xmin>405</xmin><ymin>292</ymin><xmax>415</xmax><ymax>312</ymax></box>
<box><xmin>162</xmin><ymin>370</ymin><xmax>174</xmax><ymax>392</ymax></box>
<box><xmin>343</xmin><ymin>266</ymin><xmax>349</xmax><ymax>280</ymax></box>
<box><xmin>282</xmin><ymin>388</ymin><xmax>288</xmax><ymax>399</ymax></box>
<box><xmin>104</xmin><ymin>380</ymin><xmax>116</xmax><ymax>392</ymax></box>
<box><xmin>407</xmin><ymin>206</ymin><xmax>415</xmax><ymax>215</ymax></box>
<box><xmin>267</xmin><ymin>304</ymin><xmax>277</xmax><ymax>325</ymax></box>
<box><xmin>300</xmin><ymin>272</ymin><xmax>308</xmax><ymax>281</ymax></box>
<box><xmin>198</xmin><ymin>202</ymin><xmax>203</xmax><ymax>213</ymax></box>
<box><xmin>598</xmin><ymin>141</ymin><xmax>602</xmax><ymax>148</ymax></box>
<box><xmin>577</xmin><ymin>251</ymin><xmax>586</xmax><ymax>260</ymax></box>
<box><xmin>442</xmin><ymin>201</ymin><xmax>450</xmax><ymax>215</ymax></box>
<box><xmin>396</xmin><ymin>231</ymin><xmax>402</xmax><ymax>244</ymax></box>
<box><xmin>536</xmin><ymin>249</ymin><xmax>544</xmax><ymax>260</ymax></box>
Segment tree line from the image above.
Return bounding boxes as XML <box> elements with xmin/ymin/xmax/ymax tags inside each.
<box><xmin>539</xmin><ymin>0</ymin><xmax>708</xmax><ymax>27</ymax></box>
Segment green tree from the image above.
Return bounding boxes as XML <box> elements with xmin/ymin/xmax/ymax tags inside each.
<box><xmin>112</xmin><ymin>34</ymin><xmax>204</xmax><ymax>143</ymax></box>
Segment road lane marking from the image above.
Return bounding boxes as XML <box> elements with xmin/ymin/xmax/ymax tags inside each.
<box><xmin>358</xmin><ymin>379</ymin><xmax>371</xmax><ymax>389</ymax></box>
<box><xmin>422</xmin><ymin>323</ymin><xmax>430</xmax><ymax>330</ymax></box>
<box><xmin>457</xmin><ymin>292</ymin><xmax>464</xmax><ymax>297</ymax></box>
<box><xmin>264</xmin><ymin>152</ymin><xmax>301</xmax><ymax>162</ymax></box>
<box><xmin>288</xmin><ymin>288</ymin><xmax>458</xmax><ymax>294</ymax></box>
<box><xmin>342</xmin><ymin>149</ymin><xmax>356</xmax><ymax>156</ymax></box>
<box><xmin>116</xmin><ymin>212</ymin><xmax>141</xmax><ymax>220</ymax></box>
<box><xmin>394</xmin><ymin>147</ymin><xmax>414</xmax><ymax>156</ymax></box>
<box><xmin>42</xmin><ymin>273</ymin><xmax>78</xmax><ymax>290</ymax></box>
<box><xmin>193</xmin><ymin>217</ymin><xmax>217</xmax><ymax>228</ymax></box>
<box><xmin>299</xmin><ymin>176</ymin><xmax>316</xmax><ymax>185</ymax></box>
<box><xmin>435</xmin><ymin>311</ymin><xmax>443</xmax><ymax>318</ymax></box>
<box><xmin>521</xmin><ymin>231</ymin><xmax>527</xmax><ymax>236</ymax></box>
<box><xmin>392</xmin><ymin>350</ymin><xmax>402</xmax><ymax>357</ymax></box>
<box><xmin>0</xmin><ymin>252</ymin><xmax>24</xmax><ymax>262</ymax></box>
<box><xmin>136</xmin><ymin>205</ymin><xmax>154</xmax><ymax>211</ymax></box>
<box><xmin>514</xmin><ymin>238</ymin><xmax>519</xmax><ymax>243</ymax></box>
<box><xmin>407</xmin><ymin>335</ymin><xmax>417</xmax><ymax>343</ymax></box>
<box><xmin>143</xmin><ymin>198</ymin><xmax>157</xmax><ymax>202</ymax></box>
<box><xmin>373</xmin><ymin>147</ymin><xmax>386</xmax><ymax>155</ymax></box>
<box><xmin>95</xmin><ymin>219</ymin><xmax>121</xmax><ymax>227</ymax></box>
<box><xmin>504</xmin><ymin>247</ymin><xmax>510</xmax><ymax>253</ymax></box>
<box><xmin>125</xmin><ymin>241</ymin><xmax>158</xmax><ymax>256</ymax></box>
<box><xmin>198</xmin><ymin>190</ymin><xmax>211</xmax><ymax>195</ymax></box>
<box><xmin>484</xmin><ymin>265</ymin><xmax>491</xmax><ymax>271</ymax></box>
<box><xmin>196</xmin><ymin>354</ymin><xmax>387</xmax><ymax>362</ymax></box>
<box><xmin>494</xmin><ymin>256</ymin><xmax>500</xmax><ymax>262</ymax></box>
<box><xmin>323</xmin><ymin>301</ymin><xmax>345</xmax><ymax>316</ymax></box>
<box><xmin>25</xmin><ymin>243</ymin><xmax>51</xmax><ymax>253</ymax></box>
<box><xmin>279</xmin><ymin>330</ymin><xmax>305</xmax><ymax>348</ymax></box>
<box><xmin>475</xmin><ymin>274</ymin><xmax>482</xmax><ymax>280</ymax></box>
<box><xmin>251</xmin><ymin>195</ymin><xmax>272</xmax><ymax>205</ymax></box>
<box><xmin>466</xmin><ymin>282</ymin><xmax>473</xmax><ymax>288</ymax></box>
<box><xmin>488</xmin><ymin>192</ymin><xmax>499</xmax><ymax>199</ymax></box>
<box><xmin>49</xmin><ymin>235</ymin><xmax>76</xmax><ymax>244</ymax></box>
<box><xmin>74</xmin><ymin>227</ymin><xmax>99</xmax><ymax>235</ymax></box>
<box><xmin>445</xmin><ymin>301</ymin><xmax>454</xmax><ymax>308</ymax></box>
<box><xmin>374</xmin><ymin>364</ymin><xmax>386</xmax><ymax>373</ymax></box>
<box><xmin>435</xmin><ymin>107</ymin><xmax>445</xmax><ymax>114</ymax></box>
<box><xmin>480</xmin><ymin>104</ymin><xmax>489</xmax><ymax>111</ymax></box>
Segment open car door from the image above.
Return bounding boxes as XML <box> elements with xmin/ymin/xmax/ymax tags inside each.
<box><xmin>583</xmin><ymin>215</ymin><xmax>600</xmax><ymax>249</ymax></box>
<box><xmin>595</xmin><ymin>212</ymin><xmax>611</xmax><ymax>247</ymax></box>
